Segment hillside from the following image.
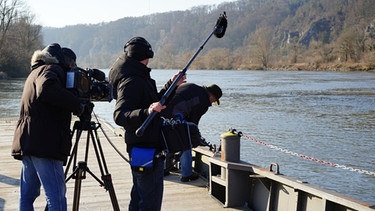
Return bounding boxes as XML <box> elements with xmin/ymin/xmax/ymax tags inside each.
<box><xmin>42</xmin><ymin>0</ymin><xmax>375</xmax><ymax>71</ymax></box>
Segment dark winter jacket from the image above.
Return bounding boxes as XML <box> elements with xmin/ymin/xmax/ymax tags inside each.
<box><xmin>160</xmin><ymin>83</ymin><xmax>211</xmax><ymax>152</ymax></box>
<box><xmin>109</xmin><ymin>53</ymin><xmax>172</xmax><ymax>153</ymax></box>
<box><xmin>12</xmin><ymin>49</ymin><xmax>82</xmax><ymax>163</ymax></box>
<box><xmin>162</xmin><ymin>83</ymin><xmax>211</xmax><ymax>124</ymax></box>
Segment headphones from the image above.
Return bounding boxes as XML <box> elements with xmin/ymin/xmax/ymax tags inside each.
<box><xmin>124</xmin><ymin>37</ymin><xmax>154</xmax><ymax>59</ymax></box>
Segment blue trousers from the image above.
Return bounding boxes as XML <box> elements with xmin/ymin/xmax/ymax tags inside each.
<box><xmin>20</xmin><ymin>155</ymin><xmax>67</xmax><ymax>211</ymax></box>
<box><xmin>129</xmin><ymin>157</ymin><xmax>164</xmax><ymax>211</ymax></box>
<box><xmin>180</xmin><ymin>149</ymin><xmax>193</xmax><ymax>177</ymax></box>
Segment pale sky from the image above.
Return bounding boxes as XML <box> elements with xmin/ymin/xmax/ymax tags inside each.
<box><xmin>26</xmin><ymin>0</ymin><xmax>233</xmax><ymax>28</ymax></box>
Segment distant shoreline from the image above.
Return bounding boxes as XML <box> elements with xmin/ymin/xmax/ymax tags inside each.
<box><xmin>1</xmin><ymin>63</ymin><xmax>375</xmax><ymax>80</ymax></box>
<box><xmin>242</xmin><ymin>62</ymin><xmax>375</xmax><ymax>72</ymax></box>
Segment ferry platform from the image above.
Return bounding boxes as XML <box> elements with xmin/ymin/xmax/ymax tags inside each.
<box><xmin>0</xmin><ymin>117</ymin><xmax>247</xmax><ymax>211</ymax></box>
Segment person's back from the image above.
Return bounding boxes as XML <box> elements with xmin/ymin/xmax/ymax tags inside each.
<box><xmin>162</xmin><ymin>83</ymin><xmax>211</xmax><ymax>124</ymax></box>
<box><xmin>12</xmin><ymin>44</ymin><xmax>81</xmax><ymax>162</ymax></box>
<box><xmin>12</xmin><ymin>43</ymin><xmax>82</xmax><ymax>210</ymax></box>
<box><xmin>162</xmin><ymin>83</ymin><xmax>222</xmax><ymax>181</ymax></box>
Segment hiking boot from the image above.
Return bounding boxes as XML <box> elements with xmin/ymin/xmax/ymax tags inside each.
<box><xmin>180</xmin><ymin>172</ymin><xmax>199</xmax><ymax>182</ymax></box>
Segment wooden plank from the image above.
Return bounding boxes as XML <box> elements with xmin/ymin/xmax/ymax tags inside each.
<box><xmin>0</xmin><ymin>118</ymin><xmax>248</xmax><ymax>211</ymax></box>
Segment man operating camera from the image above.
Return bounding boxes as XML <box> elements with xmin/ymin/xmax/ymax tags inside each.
<box><xmin>12</xmin><ymin>43</ymin><xmax>84</xmax><ymax>210</ymax></box>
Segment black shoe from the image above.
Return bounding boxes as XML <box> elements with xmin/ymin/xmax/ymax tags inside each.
<box><xmin>164</xmin><ymin>170</ymin><xmax>170</xmax><ymax>176</ymax></box>
<box><xmin>180</xmin><ymin>172</ymin><xmax>199</xmax><ymax>182</ymax></box>
<box><xmin>169</xmin><ymin>166</ymin><xmax>179</xmax><ymax>172</ymax></box>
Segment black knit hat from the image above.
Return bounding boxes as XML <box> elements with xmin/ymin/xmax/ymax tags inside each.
<box><xmin>124</xmin><ymin>37</ymin><xmax>154</xmax><ymax>61</ymax></box>
<box><xmin>62</xmin><ymin>47</ymin><xmax>76</xmax><ymax>62</ymax></box>
<box><xmin>41</xmin><ymin>43</ymin><xmax>65</xmax><ymax>65</ymax></box>
<box><xmin>206</xmin><ymin>84</ymin><xmax>222</xmax><ymax>105</ymax></box>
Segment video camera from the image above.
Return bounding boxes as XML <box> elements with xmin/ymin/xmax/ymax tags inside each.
<box><xmin>66</xmin><ymin>67</ymin><xmax>113</xmax><ymax>102</ymax></box>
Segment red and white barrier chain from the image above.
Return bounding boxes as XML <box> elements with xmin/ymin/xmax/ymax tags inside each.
<box><xmin>237</xmin><ymin>131</ymin><xmax>375</xmax><ymax>177</ymax></box>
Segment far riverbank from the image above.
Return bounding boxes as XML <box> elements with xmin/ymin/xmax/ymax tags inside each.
<box><xmin>246</xmin><ymin>62</ymin><xmax>375</xmax><ymax>72</ymax></box>
<box><xmin>1</xmin><ymin>62</ymin><xmax>375</xmax><ymax>80</ymax></box>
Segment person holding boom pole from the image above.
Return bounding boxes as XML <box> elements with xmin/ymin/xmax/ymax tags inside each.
<box><xmin>109</xmin><ymin>37</ymin><xmax>185</xmax><ymax>211</ymax></box>
<box><xmin>109</xmin><ymin>12</ymin><xmax>227</xmax><ymax>210</ymax></box>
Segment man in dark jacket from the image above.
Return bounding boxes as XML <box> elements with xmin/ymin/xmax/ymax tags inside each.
<box><xmin>162</xmin><ymin>83</ymin><xmax>222</xmax><ymax>182</ymax></box>
<box><xmin>109</xmin><ymin>36</ymin><xmax>184</xmax><ymax>211</ymax></box>
<box><xmin>12</xmin><ymin>43</ymin><xmax>83</xmax><ymax>210</ymax></box>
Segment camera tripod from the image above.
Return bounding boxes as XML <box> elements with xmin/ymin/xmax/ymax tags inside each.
<box><xmin>65</xmin><ymin>112</ymin><xmax>120</xmax><ymax>211</ymax></box>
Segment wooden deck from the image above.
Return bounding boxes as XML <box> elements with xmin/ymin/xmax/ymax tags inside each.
<box><xmin>0</xmin><ymin>117</ymin><xmax>248</xmax><ymax>211</ymax></box>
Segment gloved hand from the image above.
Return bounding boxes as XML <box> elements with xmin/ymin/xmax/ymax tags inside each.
<box><xmin>77</xmin><ymin>102</ymin><xmax>94</xmax><ymax>121</ymax></box>
<box><xmin>73</xmin><ymin>103</ymin><xmax>86</xmax><ymax>116</ymax></box>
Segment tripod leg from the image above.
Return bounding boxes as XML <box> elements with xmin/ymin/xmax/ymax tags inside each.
<box><xmin>90</xmin><ymin>124</ymin><xmax>120</xmax><ymax>210</ymax></box>
<box><xmin>72</xmin><ymin>162</ymin><xmax>86</xmax><ymax>211</ymax></box>
<box><xmin>102</xmin><ymin>174</ymin><xmax>120</xmax><ymax>211</ymax></box>
<box><xmin>65</xmin><ymin>125</ymin><xmax>83</xmax><ymax>178</ymax></box>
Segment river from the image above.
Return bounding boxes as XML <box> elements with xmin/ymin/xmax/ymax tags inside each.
<box><xmin>1</xmin><ymin>69</ymin><xmax>374</xmax><ymax>204</ymax></box>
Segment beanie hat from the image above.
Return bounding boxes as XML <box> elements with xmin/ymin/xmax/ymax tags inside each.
<box><xmin>206</xmin><ymin>84</ymin><xmax>222</xmax><ymax>105</ymax></box>
<box><xmin>124</xmin><ymin>37</ymin><xmax>154</xmax><ymax>61</ymax></box>
<box><xmin>62</xmin><ymin>47</ymin><xmax>76</xmax><ymax>62</ymax></box>
<box><xmin>41</xmin><ymin>43</ymin><xmax>65</xmax><ymax>65</ymax></box>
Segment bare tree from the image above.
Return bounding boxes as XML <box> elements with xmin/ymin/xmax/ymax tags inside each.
<box><xmin>249</xmin><ymin>26</ymin><xmax>273</xmax><ymax>68</ymax></box>
<box><xmin>335</xmin><ymin>28</ymin><xmax>361</xmax><ymax>62</ymax></box>
<box><xmin>0</xmin><ymin>0</ymin><xmax>19</xmax><ymax>52</ymax></box>
<box><xmin>203</xmin><ymin>48</ymin><xmax>233</xmax><ymax>70</ymax></box>
<box><xmin>0</xmin><ymin>0</ymin><xmax>43</xmax><ymax>77</ymax></box>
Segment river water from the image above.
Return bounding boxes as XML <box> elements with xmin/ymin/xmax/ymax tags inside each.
<box><xmin>1</xmin><ymin>70</ymin><xmax>374</xmax><ymax>204</ymax></box>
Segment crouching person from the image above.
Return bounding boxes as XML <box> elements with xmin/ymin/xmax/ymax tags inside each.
<box><xmin>162</xmin><ymin>83</ymin><xmax>222</xmax><ymax>182</ymax></box>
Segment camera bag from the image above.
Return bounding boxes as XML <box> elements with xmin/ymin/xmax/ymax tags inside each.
<box><xmin>130</xmin><ymin>147</ymin><xmax>156</xmax><ymax>172</ymax></box>
<box><xmin>160</xmin><ymin>116</ymin><xmax>203</xmax><ymax>153</ymax></box>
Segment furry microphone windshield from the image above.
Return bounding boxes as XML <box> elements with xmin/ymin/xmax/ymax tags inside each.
<box><xmin>214</xmin><ymin>12</ymin><xmax>227</xmax><ymax>38</ymax></box>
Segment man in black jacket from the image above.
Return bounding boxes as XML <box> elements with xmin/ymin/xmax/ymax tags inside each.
<box><xmin>12</xmin><ymin>43</ymin><xmax>83</xmax><ymax>210</ymax></box>
<box><xmin>162</xmin><ymin>83</ymin><xmax>222</xmax><ymax>182</ymax></box>
<box><xmin>109</xmin><ymin>36</ymin><xmax>184</xmax><ymax>211</ymax></box>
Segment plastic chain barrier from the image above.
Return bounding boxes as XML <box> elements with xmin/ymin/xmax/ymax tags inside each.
<box><xmin>232</xmin><ymin>129</ymin><xmax>375</xmax><ymax>177</ymax></box>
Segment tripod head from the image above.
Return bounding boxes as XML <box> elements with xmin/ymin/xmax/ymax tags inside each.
<box><xmin>77</xmin><ymin>101</ymin><xmax>94</xmax><ymax>123</ymax></box>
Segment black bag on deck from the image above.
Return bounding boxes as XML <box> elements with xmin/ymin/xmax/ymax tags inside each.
<box><xmin>161</xmin><ymin>115</ymin><xmax>204</xmax><ymax>153</ymax></box>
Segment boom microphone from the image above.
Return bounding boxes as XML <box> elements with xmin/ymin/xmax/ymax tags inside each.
<box><xmin>136</xmin><ymin>12</ymin><xmax>228</xmax><ymax>137</ymax></box>
<box><xmin>214</xmin><ymin>11</ymin><xmax>227</xmax><ymax>38</ymax></box>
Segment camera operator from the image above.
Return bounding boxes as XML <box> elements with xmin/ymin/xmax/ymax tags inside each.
<box><xmin>12</xmin><ymin>43</ymin><xmax>83</xmax><ymax>210</ymax></box>
<box><xmin>109</xmin><ymin>36</ymin><xmax>185</xmax><ymax>211</ymax></box>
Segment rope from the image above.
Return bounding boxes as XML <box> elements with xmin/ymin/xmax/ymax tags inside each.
<box><xmin>93</xmin><ymin>112</ymin><xmax>130</xmax><ymax>163</ymax></box>
<box><xmin>231</xmin><ymin>129</ymin><xmax>375</xmax><ymax>177</ymax></box>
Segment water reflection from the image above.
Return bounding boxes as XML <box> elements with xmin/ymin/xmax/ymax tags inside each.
<box><xmin>0</xmin><ymin>79</ymin><xmax>24</xmax><ymax>115</ymax></box>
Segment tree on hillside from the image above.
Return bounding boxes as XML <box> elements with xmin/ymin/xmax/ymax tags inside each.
<box><xmin>310</xmin><ymin>40</ymin><xmax>335</xmax><ymax>64</ymax></box>
<box><xmin>364</xmin><ymin>19</ymin><xmax>375</xmax><ymax>51</ymax></box>
<box><xmin>7</xmin><ymin>15</ymin><xmax>43</xmax><ymax>76</ymax></box>
<box><xmin>249</xmin><ymin>26</ymin><xmax>273</xmax><ymax>68</ymax></box>
<box><xmin>0</xmin><ymin>0</ymin><xmax>43</xmax><ymax>78</ymax></box>
<box><xmin>335</xmin><ymin>28</ymin><xmax>362</xmax><ymax>62</ymax></box>
<box><xmin>0</xmin><ymin>0</ymin><xmax>19</xmax><ymax>65</ymax></box>
<box><xmin>203</xmin><ymin>48</ymin><xmax>233</xmax><ymax>70</ymax></box>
